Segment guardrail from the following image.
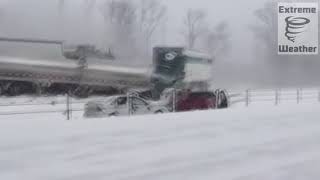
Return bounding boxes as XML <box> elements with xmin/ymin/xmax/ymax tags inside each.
<box><xmin>228</xmin><ymin>88</ymin><xmax>320</xmax><ymax>107</ymax></box>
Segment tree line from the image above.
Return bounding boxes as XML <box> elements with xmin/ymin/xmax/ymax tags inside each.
<box><xmin>56</xmin><ymin>0</ymin><xmax>231</xmax><ymax>61</ymax></box>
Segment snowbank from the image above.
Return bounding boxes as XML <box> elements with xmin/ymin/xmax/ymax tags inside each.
<box><xmin>0</xmin><ymin>103</ymin><xmax>320</xmax><ymax>180</ymax></box>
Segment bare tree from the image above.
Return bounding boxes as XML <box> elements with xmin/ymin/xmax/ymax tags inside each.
<box><xmin>102</xmin><ymin>0</ymin><xmax>138</xmax><ymax>58</ymax></box>
<box><xmin>182</xmin><ymin>9</ymin><xmax>207</xmax><ymax>49</ymax></box>
<box><xmin>138</xmin><ymin>0</ymin><xmax>167</xmax><ymax>55</ymax></box>
<box><xmin>203</xmin><ymin>21</ymin><xmax>231</xmax><ymax>59</ymax></box>
<box><xmin>58</xmin><ymin>0</ymin><xmax>65</xmax><ymax>13</ymax></box>
<box><xmin>250</xmin><ymin>0</ymin><xmax>320</xmax><ymax>86</ymax></box>
<box><xmin>252</xmin><ymin>0</ymin><xmax>320</xmax><ymax>59</ymax></box>
<box><xmin>84</xmin><ymin>0</ymin><xmax>96</xmax><ymax>14</ymax></box>
<box><xmin>250</xmin><ymin>1</ymin><xmax>278</xmax><ymax>60</ymax></box>
<box><xmin>250</xmin><ymin>1</ymin><xmax>295</xmax><ymax>85</ymax></box>
<box><xmin>104</xmin><ymin>0</ymin><xmax>136</xmax><ymax>27</ymax></box>
<box><xmin>100</xmin><ymin>0</ymin><xmax>167</xmax><ymax>59</ymax></box>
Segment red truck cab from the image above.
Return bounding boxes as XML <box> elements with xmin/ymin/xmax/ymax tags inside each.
<box><xmin>174</xmin><ymin>90</ymin><xmax>228</xmax><ymax>112</ymax></box>
<box><xmin>175</xmin><ymin>91</ymin><xmax>216</xmax><ymax>112</ymax></box>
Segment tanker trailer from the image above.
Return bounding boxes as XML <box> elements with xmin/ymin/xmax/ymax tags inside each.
<box><xmin>0</xmin><ymin>37</ymin><xmax>152</xmax><ymax>97</ymax></box>
<box><xmin>0</xmin><ymin>37</ymin><xmax>213</xmax><ymax>98</ymax></box>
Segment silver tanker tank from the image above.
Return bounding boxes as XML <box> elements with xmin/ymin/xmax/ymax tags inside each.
<box><xmin>0</xmin><ymin>37</ymin><xmax>213</xmax><ymax>98</ymax></box>
<box><xmin>0</xmin><ymin>37</ymin><xmax>152</xmax><ymax>96</ymax></box>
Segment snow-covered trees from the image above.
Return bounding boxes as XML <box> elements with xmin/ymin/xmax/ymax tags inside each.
<box><xmin>101</xmin><ymin>0</ymin><xmax>137</xmax><ymax>58</ymax></box>
<box><xmin>202</xmin><ymin>21</ymin><xmax>231</xmax><ymax>59</ymax></box>
<box><xmin>251</xmin><ymin>0</ymin><xmax>320</xmax><ymax>61</ymax></box>
<box><xmin>250</xmin><ymin>1</ymin><xmax>278</xmax><ymax>62</ymax></box>
<box><xmin>138</xmin><ymin>0</ymin><xmax>167</xmax><ymax>56</ymax></box>
<box><xmin>182</xmin><ymin>9</ymin><xmax>207</xmax><ymax>49</ymax></box>
<box><xmin>181</xmin><ymin>8</ymin><xmax>231</xmax><ymax>61</ymax></box>
<box><xmin>101</xmin><ymin>0</ymin><xmax>167</xmax><ymax>59</ymax></box>
<box><xmin>250</xmin><ymin>0</ymin><xmax>320</xmax><ymax>86</ymax></box>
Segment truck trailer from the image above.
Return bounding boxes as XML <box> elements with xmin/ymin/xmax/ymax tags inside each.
<box><xmin>0</xmin><ymin>37</ymin><xmax>213</xmax><ymax>99</ymax></box>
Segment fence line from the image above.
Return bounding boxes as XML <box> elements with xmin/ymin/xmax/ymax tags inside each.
<box><xmin>2</xmin><ymin>88</ymin><xmax>319</xmax><ymax>119</ymax></box>
<box><xmin>0</xmin><ymin>89</ymin><xmax>205</xmax><ymax>119</ymax></box>
<box><xmin>0</xmin><ymin>94</ymin><xmax>86</xmax><ymax>120</ymax></box>
<box><xmin>229</xmin><ymin>88</ymin><xmax>320</xmax><ymax>107</ymax></box>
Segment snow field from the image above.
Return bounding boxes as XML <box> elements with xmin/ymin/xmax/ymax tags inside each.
<box><xmin>0</xmin><ymin>102</ymin><xmax>320</xmax><ymax>180</ymax></box>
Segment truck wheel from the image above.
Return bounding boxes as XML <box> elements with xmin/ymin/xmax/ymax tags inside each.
<box><xmin>109</xmin><ymin>112</ymin><xmax>119</xmax><ymax>117</ymax></box>
<box><xmin>8</xmin><ymin>85</ymin><xmax>21</xmax><ymax>96</ymax></box>
<box><xmin>7</xmin><ymin>82</ymin><xmax>34</xmax><ymax>96</ymax></box>
<box><xmin>154</xmin><ymin>110</ymin><xmax>164</xmax><ymax>114</ymax></box>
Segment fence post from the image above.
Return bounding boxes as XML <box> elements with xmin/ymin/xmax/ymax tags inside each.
<box><xmin>297</xmin><ymin>89</ymin><xmax>300</xmax><ymax>104</ymax></box>
<box><xmin>275</xmin><ymin>89</ymin><xmax>279</xmax><ymax>106</ymax></box>
<box><xmin>215</xmin><ymin>89</ymin><xmax>220</xmax><ymax>109</ymax></box>
<box><xmin>66</xmin><ymin>93</ymin><xmax>70</xmax><ymax>120</ymax></box>
<box><xmin>127</xmin><ymin>92</ymin><xmax>130</xmax><ymax>116</ymax></box>
<box><xmin>245</xmin><ymin>89</ymin><xmax>250</xmax><ymax>107</ymax></box>
<box><xmin>172</xmin><ymin>89</ymin><xmax>176</xmax><ymax>112</ymax></box>
<box><xmin>127</xmin><ymin>92</ymin><xmax>131</xmax><ymax>116</ymax></box>
<box><xmin>70</xmin><ymin>95</ymin><xmax>72</xmax><ymax>119</ymax></box>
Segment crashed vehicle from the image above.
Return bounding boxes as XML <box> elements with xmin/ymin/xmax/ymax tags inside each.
<box><xmin>173</xmin><ymin>89</ymin><xmax>229</xmax><ymax>112</ymax></box>
<box><xmin>84</xmin><ymin>95</ymin><xmax>169</xmax><ymax>118</ymax></box>
<box><xmin>84</xmin><ymin>89</ymin><xmax>229</xmax><ymax>118</ymax></box>
<box><xmin>175</xmin><ymin>91</ymin><xmax>216</xmax><ymax>112</ymax></box>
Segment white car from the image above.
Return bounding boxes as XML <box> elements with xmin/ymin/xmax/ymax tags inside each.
<box><xmin>84</xmin><ymin>95</ymin><xmax>169</xmax><ymax>118</ymax></box>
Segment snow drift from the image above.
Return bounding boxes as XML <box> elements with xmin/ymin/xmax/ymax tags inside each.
<box><xmin>1</xmin><ymin>103</ymin><xmax>320</xmax><ymax>180</ymax></box>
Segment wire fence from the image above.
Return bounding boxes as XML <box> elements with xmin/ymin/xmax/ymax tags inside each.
<box><xmin>229</xmin><ymin>88</ymin><xmax>320</xmax><ymax>107</ymax></box>
<box><xmin>2</xmin><ymin>88</ymin><xmax>316</xmax><ymax>120</ymax></box>
<box><xmin>0</xmin><ymin>91</ymin><xmax>176</xmax><ymax>120</ymax></box>
<box><xmin>0</xmin><ymin>94</ymin><xmax>87</xmax><ymax>120</ymax></box>
<box><xmin>0</xmin><ymin>89</ymin><xmax>225</xmax><ymax>120</ymax></box>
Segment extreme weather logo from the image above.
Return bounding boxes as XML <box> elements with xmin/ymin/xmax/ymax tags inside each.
<box><xmin>285</xmin><ymin>16</ymin><xmax>310</xmax><ymax>43</ymax></box>
<box><xmin>278</xmin><ymin>3</ymin><xmax>318</xmax><ymax>55</ymax></box>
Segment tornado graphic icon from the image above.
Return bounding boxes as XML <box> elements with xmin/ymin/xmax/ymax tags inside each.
<box><xmin>285</xmin><ymin>16</ymin><xmax>311</xmax><ymax>42</ymax></box>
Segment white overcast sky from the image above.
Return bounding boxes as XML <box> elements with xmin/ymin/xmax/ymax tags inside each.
<box><xmin>162</xmin><ymin>0</ymin><xmax>265</xmax><ymax>62</ymax></box>
<box><xmin>0</xmin><ymin>0</ymin><xmax>274</xmax><ymax>62</ymax></box>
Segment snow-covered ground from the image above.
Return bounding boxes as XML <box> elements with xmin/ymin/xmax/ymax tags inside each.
<box><xmin>1</xmin><ymin>102</ymin><xmax>320</xmax><ymax>180</ymax></box>
<box><xmin>0</xmin><ymin>96</ymin><xmax>113</xmax><ymax>120</ymax></box>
